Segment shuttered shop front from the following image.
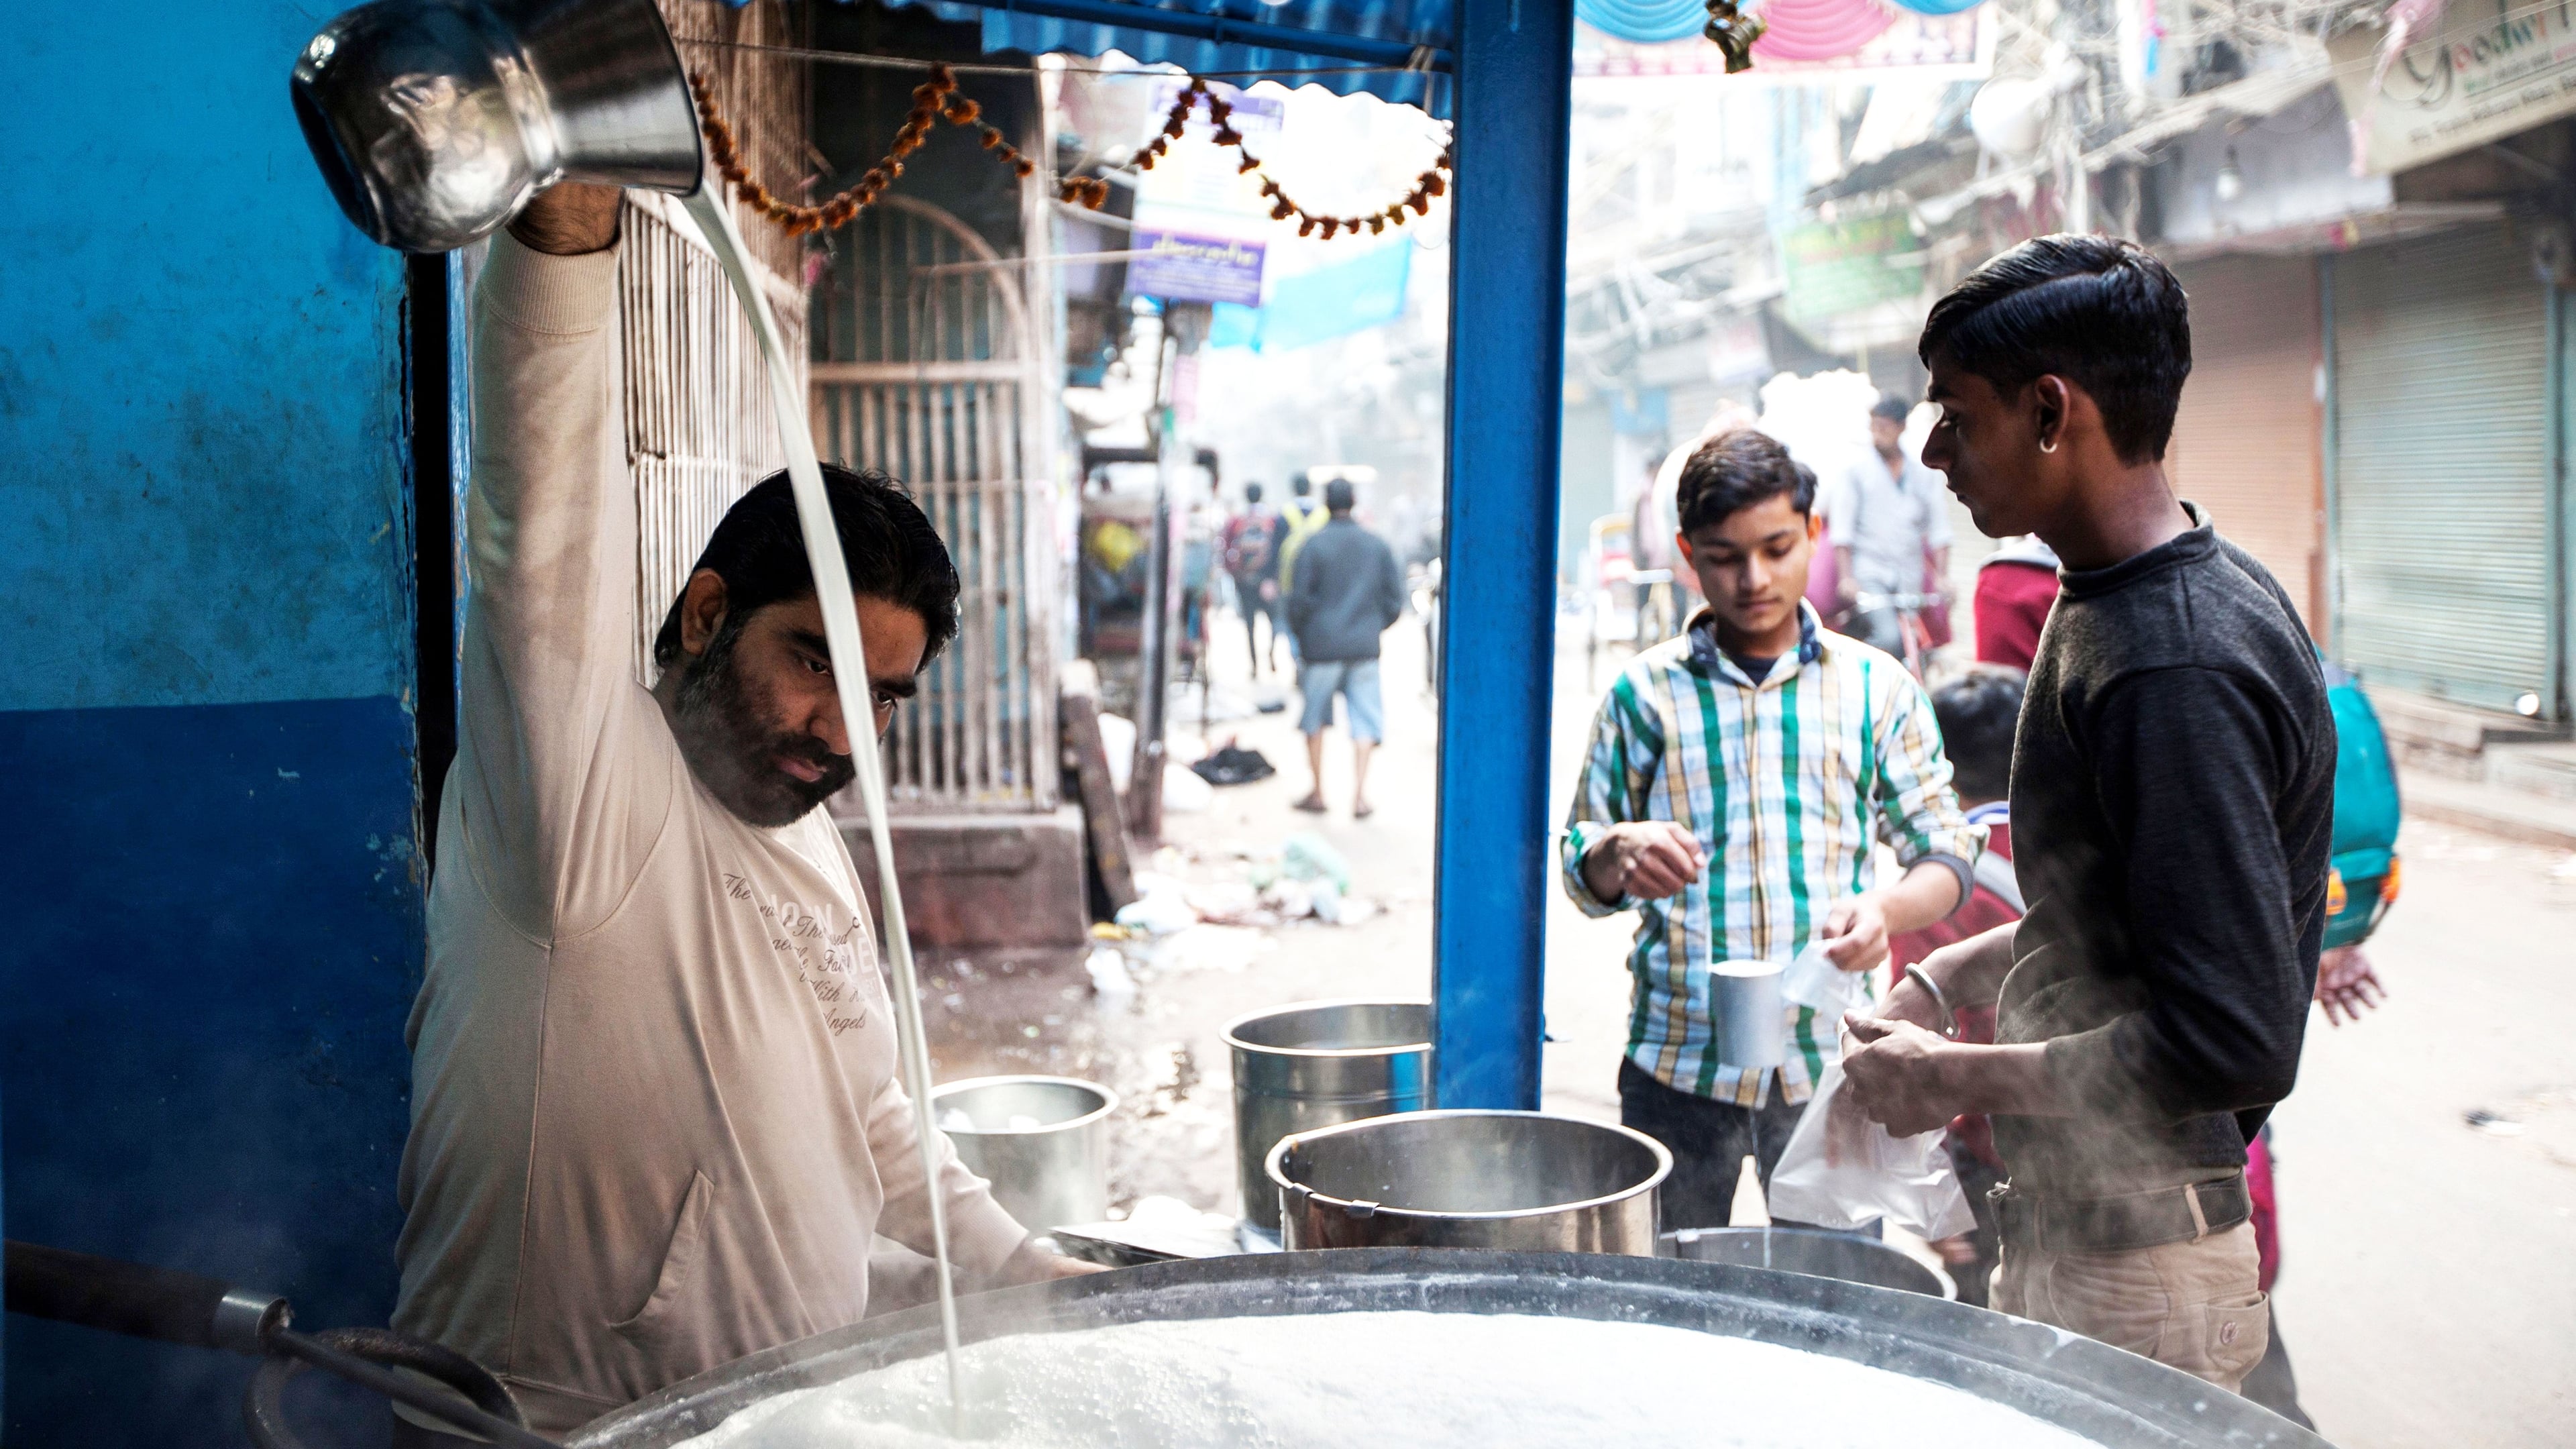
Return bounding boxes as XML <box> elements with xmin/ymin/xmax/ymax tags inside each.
<box><xmin>2329</xmin><ymin>225</ymin><xmax>2555</xmax><ymax>713</ymax></box>
<box><xmin>2171</xmin><ymin>255</ymin><xmax>2326</xmax><ymax>639</ymax></box>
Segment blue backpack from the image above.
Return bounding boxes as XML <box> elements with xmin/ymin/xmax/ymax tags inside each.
<box><xmin>2321</xmin><ymin>656</ymin><xmax>2401</xmax><ymax>949</ymax></box>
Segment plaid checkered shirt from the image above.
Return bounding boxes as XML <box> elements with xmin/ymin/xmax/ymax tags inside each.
<box><xmin>1561</xmin><ymin>604</ymin><xmax>1984</xmax><ymax>1106</ymax></box>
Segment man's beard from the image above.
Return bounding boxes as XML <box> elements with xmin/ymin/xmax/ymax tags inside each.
<box><xmin>669</xmin><ymin>616</ymin><xmax>855</xmax><ymax>827</ymax></box>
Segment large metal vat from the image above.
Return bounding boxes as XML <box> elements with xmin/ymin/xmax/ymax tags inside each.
<box><xmin>1664</xmin><ymin>1226</ymin><xmax>1949</xmax><ymax>1297</ymax></box>
<box><xmin>926</xmin><ymin>1075</ymin><xmax>1116</xmax><ymax>1232</ymax></box>
<box><xmin>1268</xmin><ymin>1110</ymin><xmax>1669</xmax><ymax>1254</ymax></box>
<box><xmin>1222</xmin><ymin>1000</ymin><xmax>1430</xmax><ymax>1231</ymax></box>
<box><xmin>564</xmin><ymin>1250</ymin><xmax>2328</xmax><ymax>1449</ymax></box>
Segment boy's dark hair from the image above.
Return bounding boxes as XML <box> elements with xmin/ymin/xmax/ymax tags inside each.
<box><xmin>1917</xmin><ymin>233</ymin><xmax>2192</xmax><ymax>465</ymax></box>
<box><xmin>1292</xmin><ymin>474</ymin><xmax>1312</xmax><ymax>496</ymax></box>
<box><xmin>1931</xmin><ymin>665</ymin><xmax>2026</xmax><ymax>802</ymax></box>
<box><xmin>651</xmin><ymin>465</ymin><xmax>960</xmax><ymax>671</ymax></box>
<box><xmin>1324</xmin><ymin>478</ymin><xmax>1356</xmax><ymax>511</ymax></box>
<box><xmin>1675</xmin><ymin>428</ymin><xmax>1816</xmax><ymax>535</ymax></box>
<box><xmin>1244</xmin><ymin>482</ymin><xmax>1264</xmax><ymax>503</ymax></box>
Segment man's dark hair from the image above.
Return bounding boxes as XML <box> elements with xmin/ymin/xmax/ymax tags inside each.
<box><xmin>1292</xmin><ymin>475</ymin><xmax>1312</xmax><ymax>496</ymax></box>
<box><xmin>651</xmin><ymin>465</ymin><xmax>960</xmax><ymax>671</ymax></box>
<box><xmin>1244</xmin><ymin>482</ymin><xmax>1264</xmax><ymax>504</ymax></box>
<box><xmin>1324</xmin><ymin>478</ymin><xmax>1356</xmax><ymax>511</ymax></box>
<box><xmin>1918</xmin><ymin>233</ymin><xmax>2192</xmax><ymax>465</ymax></box>
<box><xmin>1871</xmin><ymin>392</ymin><xmax>1911</xmax><ymax>425</ymax></box>
<box><xmin>1675</xmin><ymin>428</ymin><xmax>1816</xmax><ymax>534</ymax></box>
<box><xmin>1931</xmin><ymin>665</ymin><xmax>2026</xmax><ymax>801</ymax></box>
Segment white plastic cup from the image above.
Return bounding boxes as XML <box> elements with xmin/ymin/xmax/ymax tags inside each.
<box><xmin>1711</xmin><ymin>959</ymin><xmax>1786</xmax><ymax>1070</ymax></box>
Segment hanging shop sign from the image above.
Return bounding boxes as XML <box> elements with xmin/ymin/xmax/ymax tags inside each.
<box><xmin>1778</xmin><ymin>210</ymin><xmax>1925</xmax><ymax>324</ymax></box>
<box><xmin>1128</xmin><ymin>80</ymin><xmax>1285</xmax><ymax>305</ymax></box>
<box><xmin>1572</xmin><ymin>10</ymin><xmax>1991</xmax><ymax>80</ymax></box>
<box><xmin>2332</xmin><ymin>0</ymin><xmax>2576</xmax><ymax>174</ymax></box>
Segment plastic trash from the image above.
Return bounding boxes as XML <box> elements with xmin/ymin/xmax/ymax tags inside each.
<box><xmin>1114</xmin><ymin>875</ymin><xmax>1198</xmax><ymax>935</ymax></box>
<box><xmin>1309</xmin><ymin>877</ymin><xmax>1344</xmax><ymax>924</ymax></box>
<box><xmin>1163</xmin><ymin>761</ymin><xmax>1215</xmax><ymax>814</ymax></box>
<box><xmin>1097</xmin><ymin>712</ymin><xmax>1138</xmax><ymax>794</ymax></box>
<box><xmin>1281</xmin><ymin>833</ymin><xmax>1351</xmax><ymax>892</ymax></box>
<box><xmin>1191</xmin><ymin>742</ymin><xmax>1277</xmax><ymax>786</ymax></box>
<box><xmin>1766</xmin><ymin>1057</ymin><xmax>1976</xmax><ymax>1240</ymax></box>
<box><xmin>1085</xmin><ymin>946</ymin><xmax>1136</xmax><ymax>1006</ymax></box>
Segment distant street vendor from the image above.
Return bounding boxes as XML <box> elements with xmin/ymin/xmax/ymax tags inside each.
<box><xmin>1841</xmin><ymin>235</ymin><xmax>2332</xmax><ymax>1395</ymax></box>
<box><xmin>1560</xmin><ymin>428</ymin><xmax>1984</xmax><ymax>1227</ymax></box>
<box><xmin>392</xmin><ymin>184</ymin><xmax>1091</xmax><ymax>1443</ymax></box>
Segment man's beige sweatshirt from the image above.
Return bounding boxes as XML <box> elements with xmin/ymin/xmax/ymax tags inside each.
<box><xmin>391</xmin><ymin>234</ymin><xmax>1029</xmax><ymax>1434</ymax></box>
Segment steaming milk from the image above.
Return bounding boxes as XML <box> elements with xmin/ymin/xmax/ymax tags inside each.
<box><xmin>674</xmin><ymin>1311</ymin><xmax>2102</xmax><ymax>1449</ymax></box>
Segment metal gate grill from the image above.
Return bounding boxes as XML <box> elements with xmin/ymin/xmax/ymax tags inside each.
<box><xmin>811</xmin><ymin>195</ymin><xmax>1058</xmax><ymax>813</ymax></box>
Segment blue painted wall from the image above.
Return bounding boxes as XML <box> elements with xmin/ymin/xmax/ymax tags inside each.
<box><xmin>3</xmin><ymin>3</ymin><xmax>423</xmax><ymax>1442</ymax></box>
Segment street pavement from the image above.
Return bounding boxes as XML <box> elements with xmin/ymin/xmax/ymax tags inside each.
<box><xmin>1029</xmin><ymin>602</ymin><xmax>2575</xmax><ymax>1444</ymax></box>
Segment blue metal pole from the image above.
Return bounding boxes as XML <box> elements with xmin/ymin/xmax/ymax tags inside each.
<box><xmin>1432</xmin><ymin>0</ymin><xmax>1574</xmax><ymax>1110</ymax></box>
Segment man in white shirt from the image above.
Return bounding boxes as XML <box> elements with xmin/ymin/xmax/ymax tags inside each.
<box><xmin>392</xmin><ymin>184</ymin><xmax>1090</xmax><ymax>1442</ymax></box>
<box><xmin>1833</xmin><ymin>392</ymin><xmax>1953</xmax><ymax>657</ymax></box>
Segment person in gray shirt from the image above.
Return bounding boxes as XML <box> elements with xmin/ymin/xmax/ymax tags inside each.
<box><xmin>1834</xmin><ymin>392</ymin><xmax>1953</xmax><ymax>659</ymax></box>
<box><xmin>1285</xmin><ymin>478</ymin><xmax>1406</xmax><ymax>818</ymax></box>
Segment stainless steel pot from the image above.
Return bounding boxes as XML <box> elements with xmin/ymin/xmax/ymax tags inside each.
<box><xmin>1267</xmin><ymin>1110</ymin><xmax>1670</xmax><ymax>1254</ymax></box>
<box><xmin>564</xmin><ymin>1250</ymin><xmax>2330</xmax><ymax>1449</ymax></box>
<box><xmin>1222</xmin><ymin>999</ymin><xmax>1430</xmax><ymax>1231</ymax></box>
<box><xmin>1664</xmin><ymin>1226</ymin><xmax>1950</xmax><ymax>1298</ymax></box>
<box><xmin>927</xmin><ymin>1075</ymin><xmax>1116</xmax><ymax>1232</ymax></box>
<box><xmin>289</xmin><ymin>0</ymin><xmax>702</xmax><ymax>252</ymax></box>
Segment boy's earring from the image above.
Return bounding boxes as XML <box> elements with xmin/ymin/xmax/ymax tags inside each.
<box><xmin>2039</xmin><ymin>434</ymin><xmax>2058</xmax><ymax>454</ymax></box>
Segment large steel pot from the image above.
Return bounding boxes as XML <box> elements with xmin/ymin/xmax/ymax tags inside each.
<box><xmin>1222</xmin><ymin>999</ymin><xmax>1430</xmax><ymax>1231</ymax></box>
<box><xmin>1664</xmin><ymin>1225</ymin><xmax>1950</xmax><ymax>1298</ymax></box>
<box><xmin>927</xmin><ymin>1075</ymin><xmax>1116</xmax><ymax>1232</ymax></box>
<box><xmin>564</xmin><ymin>1249</ymin><xmax>2328</xmax><ymax>1449</ymax></box>
<box><xmin>1267</xmin><ymin>1110</ymin><xmax>1670</xmax><ymax>1254</ymax></box>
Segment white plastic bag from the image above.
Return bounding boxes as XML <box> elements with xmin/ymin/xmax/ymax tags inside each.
<box><xmin>1778</xmin><ymin>938</ymin><xmax>1870</xmax><ymax>1016</ymax></box>
<box><xmin>1766</xmin><ymin>1059</ymin><xmax>1977</xmax><ymax>1240</ymax></box>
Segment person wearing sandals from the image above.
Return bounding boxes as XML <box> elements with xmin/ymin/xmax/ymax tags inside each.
<box><xmin>1285</xmin><ymin>477</ymin><xmax>1406</xmax><ymax>818</ymax></box>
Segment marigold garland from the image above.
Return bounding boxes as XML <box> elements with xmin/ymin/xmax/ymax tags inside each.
<box><xmin>690</xmin><ymin>64</ymin><xmax>1034</xmax><ymax>238</ymax></box>
<box><xmin>1061</xmin><ymin>77</ymin><xmax>1454</xmax><ymax>239</ymax></box>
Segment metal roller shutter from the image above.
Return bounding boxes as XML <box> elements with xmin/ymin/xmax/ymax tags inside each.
<box><xmin>2330</xmin><ymin>225</ymin><xmax>2555</xmax><ymax>713</ymax></box>
<box><xmin>2171</xmin><ymin>255</ymin><xmax>2326</xmax><ymax>640</ymax></box>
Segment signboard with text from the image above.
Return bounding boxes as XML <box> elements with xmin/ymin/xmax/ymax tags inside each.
<box><xmin>1128</xmin><ymin>81</ymin><xmax>1285</xmax><ymax>305</ymax></box>
<box><xmin>2332</xmin><ymin>0</ymin><xmax>2576</xmax><ymax>174</ymax></box>
<box><xmin>1778</xmin><ymin>211</ymin><xmax>1925</xmax><ymax>325</ymax></box>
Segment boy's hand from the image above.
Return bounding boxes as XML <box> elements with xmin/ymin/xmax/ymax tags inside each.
<box><xmin>1582</xmin><ymin>822</ymin><xmax>1704</xmax><ymax>902</ymax></box>
<box><xmin>1819</xmin><ymin>892</ymin><xmax>1890</xmax><ymax>973</ymax></box>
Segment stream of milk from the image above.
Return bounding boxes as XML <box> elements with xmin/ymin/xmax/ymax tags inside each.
<box><xmin>672</xmin><ymin>1311</ymin><xmax>2106</xmax><ymax>1449</ymax></box>
<box><xmin>682</xmin><ymin>185</ymin><xmax>967</xmax><ymax>1430</ymax></box>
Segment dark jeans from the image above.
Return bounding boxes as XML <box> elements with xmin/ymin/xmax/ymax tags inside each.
<box><xmin>2239</xmin><ymin>1312</ymin><xmax>2316</xmax><ymax>1429</ymax></box>
<box><xmin>1617</xmin><ymin>1058</ymin><xmax>1808</xmax><ymax>1230</ymax></box>
<box><xmin>1945</xmin><ymin>1137</ymin><xmax>2008</xmax><ymax>1307</ymax></box>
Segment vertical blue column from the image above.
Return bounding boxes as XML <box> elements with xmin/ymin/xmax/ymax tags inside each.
<box><xmin>1433</xmin><ymin>0</ymin><xmax>1575</xmax><ymax>1109</ymax></box>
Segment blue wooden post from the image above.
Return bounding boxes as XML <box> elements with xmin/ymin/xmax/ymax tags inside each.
<box><xmin>1432</xmin><ymin>0</ymin><xmax>1575</xmax><ymax>1110</ymax></box>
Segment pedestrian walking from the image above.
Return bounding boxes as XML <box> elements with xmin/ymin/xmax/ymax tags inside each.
<box><xmin>1221</xmin><ymin>482</ymin><xmax>1285</xmax><ymax>676</ymax></box>
<box><xmin>1560</xmin><ymin>427</ymin><xmax>1984</xmax><ymax>1228</ymax></box>
<box><xmin>1834</xmin><ymin>392</ymin><xmax>1953</xmax><ymax>664</ymax></box>
<box><xmin>1286</xmin><ymin>478</ymin><xmax>1405</xmax><ymax>818</ymax></box>
<box><xmin>1842</xmin><ymin>234</ymin><xmax>2334</xmax><ymax>1396</ymax></box>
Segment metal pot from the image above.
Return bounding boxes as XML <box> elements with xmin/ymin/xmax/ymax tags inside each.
<box><xmin>927</xmin><ymin>1075</ymin><xmax>1116</xmax><ymax>1232</ymax></box>
<box><xmin>563</xmin><ymin>1249</ymin><xmax>2330</xmax><ymax>1449</ymax></box>
<box><xmin>1267</xmin><ymin>1110</ymin><xmax>1670</xmax><ymax>1254</ymax></box>
<box><xmin>1664</xmin><ymin>1226</ymin><xmax>1950</xmax><ymax>1298</ymax></box>
<box><xmin>1222</xmin><ymin>1000</ymin><xmax>1430</xmax><ymax>1231</ymax></box>
<box><xmin>288</xmin><ymin>0</ymin><xmax>702</xmax><ymax>252</ymax></box>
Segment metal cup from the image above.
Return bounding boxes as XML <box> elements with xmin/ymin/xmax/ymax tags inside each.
<box><xmin>1710</xmin><ymin>958</ymin><xmax>1785</xmax><ymax>1071</ymax></box>
<box><xmin>288</xmin><ymin>0</ymin><xmax>703</xmax><ymax>253</ymax></box>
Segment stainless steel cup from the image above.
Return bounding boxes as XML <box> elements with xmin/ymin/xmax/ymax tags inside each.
<box><xmin>289</xmin><ymin>0</ymin><xmax>703</xmax><ymax>252</ymax></box>
<box><xmin>1711</xmin><ymin>958</ymin><xmax>1786</xmax><ymax>1071</ymax></box>
<box><xmin>927</xmin><ymin>1075</ymin><xmax>1118</xmax><ymax>1233</ymax></box>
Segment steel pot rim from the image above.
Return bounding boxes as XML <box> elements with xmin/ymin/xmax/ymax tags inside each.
<box><xmin>1267</xmin><ymin>1108</ymin><xmax>1674</xmax><ymax>1222</ymax></box>
<box><xmin>926</xmin><ymin>1074</ymin><xmax>1120</xmax><ymax>1134</ymax></box>
<box><xmin>1220</xmin><ymin>997</ymin><xmax>1434</xmax><ymax>1059</ymax></box>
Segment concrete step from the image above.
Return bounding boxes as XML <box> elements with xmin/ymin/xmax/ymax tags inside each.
<box><xmin>2487</xmin><ymin>744</ymin><xmax>2576</xmax><ymax>803</ymax></box>
<box><xmin>2399</xmin><ymin>767</ymin><xmax>2576</xmax><ymax>852</ymax></box>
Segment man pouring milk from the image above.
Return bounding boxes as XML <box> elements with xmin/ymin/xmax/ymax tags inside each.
<box><xmin>391</xmin><ymin>183</ymin><xmax>1094</xmax><ymax>1444</ymax></box>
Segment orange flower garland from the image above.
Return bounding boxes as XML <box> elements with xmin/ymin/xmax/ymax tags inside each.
<box><xmin>690</xmin><ymin>64</ymin><xmax>1034</xmax><ymax>237</ymax></box>
<box><xmin>1063</xmin><ymin>78</ymin><xmax>1454</xmax><ymax>239</ymax></box>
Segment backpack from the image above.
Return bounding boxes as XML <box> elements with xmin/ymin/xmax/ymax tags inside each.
<box><xmin>2321</xmin><ymin>656</ymin><xmax>2402</xmax><ymax>948</ymax></box>
<box><xmin>1276</xmin><ymin>498</ymin><xmax>1330</xmax><ymax>594</ymax></box>
<box><xmin>1223</xmin><ymin>514</ymin><xmax>1277</xmax><ymax>578</ymax></box>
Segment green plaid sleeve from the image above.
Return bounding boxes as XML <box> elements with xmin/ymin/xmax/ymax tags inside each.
<box><xmin>1870</xmin><ymin>667</ymin><xmax>1986</xmax><ymax>873</ymax></box>
<box><xmin>1561</xmin><ymin>672</ymin><xmax>1664</xmax><ymax>917</ymax></box>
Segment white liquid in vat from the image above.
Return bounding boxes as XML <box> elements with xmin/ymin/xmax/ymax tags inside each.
<box><xmin>675</xmin><ymin>1311</ymin><xmax>2104</xmax><ymax>1448</ymax></box>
